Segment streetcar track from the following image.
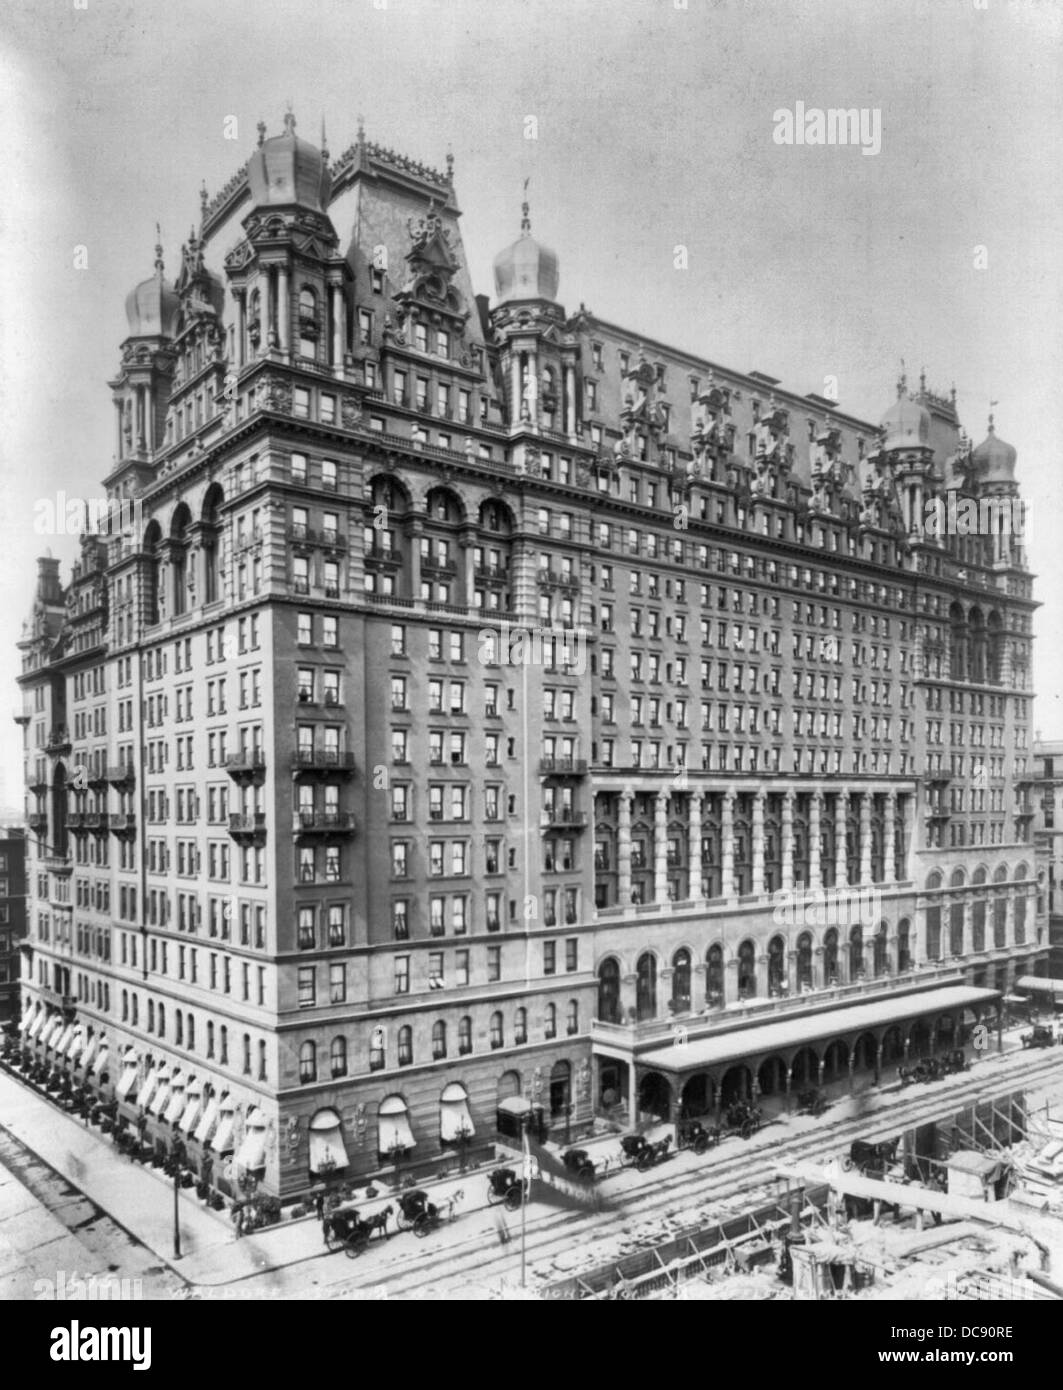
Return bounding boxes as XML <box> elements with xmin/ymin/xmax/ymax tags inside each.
<box><xmin>322</xmin><ymin>1048</ymin><xmax>1063</xmax><ymax>1298</ymax></box>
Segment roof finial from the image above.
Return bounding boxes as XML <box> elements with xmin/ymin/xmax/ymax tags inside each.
<box><xmin>154</xmin><ymin>223</ymin><xmax>164</xmax><ymax>274</ymax></box>
<box><xmin>356</xmin><ymin>113</ymin><xmax>365</xmax><ymax>144</ymax></box>
<box><xmin>521</xmin><ymin>176</ymin><xmax>531</xmax><ymax>234</ymax></box>
<box><xmin>989</xmin><ymin>399</ymin><xmax>999</xmax><ymax>434</ymax></box>
<box><xmin>257</xmin><ymin>120</ymin><xmax>267</xmax><ymax>147</ymax></box>
<box><xmin>199</xmin><ymin>180</ymin><xmax>208</xmax><ymax>215</ymax></box>
<box><xmin>446</xmin><ymin>145</ymin><xmax>454</xmax><ymax>181</ymax></box>
<box><xmin>919</xmin><ymin>366</ymin><xmax>926</xmax><ymax>395</ymax></box>
<box><xmin>320</xmin><ymin>115</ymin><xmax>329</xmax><ymax>162</ymax></box>
<box><xmin>284</xmin><ymin>102</ymin><xmax>296</xmax><ymax>135</ymax></box>
<box><xmin>897</xmin><ymin>358</ymin><xmax>907</xmax><ymax>398</ymax></box>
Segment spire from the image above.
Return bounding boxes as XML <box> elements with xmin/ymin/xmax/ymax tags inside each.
<box><xmin>521</xmin><ymin>176</ymin><xmax>531</xmax><ymax>235</ymax></box>
<box><xmin>283</xmin><ymin>103</ymin><xmax>296</xmax><ymax>135</ymax></box>
<box><xmin>897</xmin><ymin>359</ymin><xmax>907</xmax><ymax>398</ymax></box>
<box><xmin>154</xmin><ymin>223</ymin><xmax>164</xmax><ymax>275</ymax></box>
<box><xmin>320</xmin><ymin>115</ymin><xmax>328</xmax><ymax>162</ymax></box>
<box><xmin>356</xmin><ymin>113</ymin><xmax>365</xmax><ymax>145</ymax></box>
<box><xmin>988</xmin><ymin>399</ymin><xmax>999</xmax><ymax>434</ymax></box>
<box><xmin>199</xmin><ymin>180</ymin><xmax>208</xmax><ymax>217</ymax></box>
<box><xmin>257</xmin><ymin>120</ymin><xmax>267</xmax><ymax>147</ymax></box>
<box><xmin>919</xmin><ymin>366</ymin><xmax>926</xmax><ymax>395</ymax></box>
<box><xmin>446</xmin><ymin>145</ymin><xmax>454</xmax><ymax>182</ymax></box>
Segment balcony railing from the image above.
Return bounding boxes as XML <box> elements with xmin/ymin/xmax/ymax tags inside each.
<box><xmin>291</xmin><ymin>749</ymin><xmax>356</xmax><ymax>773</ymax></box>
<box><xmin>540</xmin><ymin>809</ymin><xmax>588</xmax><ymax>828</ymax></box>
<box><xmin>225</xmin><ymin>750</ymin><xmax>266</xmax><ymax>777</ymax></box>
<box><xmin>108</xmin><ymin>813</ymin><xmax>136</xmax><ymax>833</ymax></box>
<box><xmin>229</xmin><ymin>813</ymin><xmax>267</xmax><ymax>839</ymax></box>
<box><xmin>42</xmin><ymin>854</ymin><xmax>73</xmax><ymax>876</ymax></box>
<box><xmin>105</xmin><ymin>764</ymin><xmax>135</xmax><ymax>786</ymax></box>
<box><xmin>292</xmin><ymin>812</ymin><xmax>357</xmax><ymax>835</ymax></box>
<box><xmin>46</xmin><ymin>728</ymin><xmax>72</xmax><ymax>754</ymax></box>
<box><xmin>539</xmin><ymin>757</ymin><xmax>587</xmax><ymax>776</ymax></box>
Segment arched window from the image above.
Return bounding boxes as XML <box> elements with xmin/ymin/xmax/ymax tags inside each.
<box><xmin>1015</xmin><ymin>893</ymin><xmax>1026</xmax><ymax>945</ymax></box>
<box><xmin>796</xmin><ymin>932</ymin><xmax>813</xmax><ymax>990</ymax></box>
<box><xmin>431</xmin><ymin>1020</ymin><xmax>447</xmax><ymax>1060</ymax></box>
<box><xmin>158</xmin><ymin>1004</ymin><xmax>165</xmax><ymax>1038</ymax></box>
<box><xmin>170</xmin><ymin>505</ymin><xmax>192</xmax><ymax>616</ymax></box>
<box><xmin>926</xmin><ymin>903</ymin><xmax>942</xmax><ymax>960</ymax></box>
<box><xmin>706</xmin><ymin>943</ymin><xmax>724</xmax><ymax>1004</ymax></box>
<box><xmin>898</xmin><ymin>918</ymin><xmax>911</xmax><ymax>972</ymax></box>
<box><xmin>143</xmin><ymin>521</ymin><xmax>162</xmax><ymax>625</ymax></box>
<box><xmin>458</xmin><ymin>1016</ymin><xmax>472</xmax><ymax>1056</ymax></box>
<box><xmin>299</xmin><ymin>1040</ymin><xmax>316</xmax><ymax>1083</ymax></box>
<box><xmin>330</xmin><ymin>1036</ymin><xmax>347</xmax><ymax>1078</ymax></box>
<box><xmin>566</xmin><ymin>1000</ymin><xmax>579</xmax><ymax>1036</ymax></box>
<box><xmin>849</xmin><ymin>925</ymin><xmax>864</xmax><ymax>979</ymax></box>
<box><xmin>489</xmin><ymin>1012</ymin><xmax>504</xmax><ymax>1049</ymax></box>
<box><xmin>823</xmin><ymin>929</ymin><xmax>838</xmax><ymax>984</ymax></box>
<box><xmin>514</xmin><ymin>1008</ymin><xmax>527</xmax><ymax>1045</ymax></box>
<box><xmin>671</xmin><ymin>948</ymin><xmax>691</xmax><ymax>1012</ymax></box>
<box><xmin>949</xmin><ymin>602</ymin><xmax>967</xmax><ymax>681</ymax></box>
<box><xmin>636</xmin><ymin>952</ymin><xmax>657</xmax><ymax>1020</ymax></box>
<box><xmin>397</xmin><ymin>1025</ymin><xmax>413</xmax><ymax>1066</ymax></box>
<box><xmin>369</xmin><ymin>1025</ymin><xmax>386</xmax><ymax>1071</ymax></box>
<box><xmin>201</xmin><ymin>484</ymin><xmax>223</xmax><ymax>605</ymax></box>
<box><xmin>545</xmin><ymin>1003</ymin><xmax>557</xmax><ymax>1039</ymax></box>
<box><xmin>874</xmin><ymin>922</ymin><xmax>888</xmax><ymax>976</ymax></box>
<box><xmin>597</xmin><ymin>957</ymin><xmax>621</xmax><ymax>1023</ymax></box>
<box><xmin>768</xmin><ymin>935</ymin><xmax>785</xmax><ymax>994</ymax></box>
<box><xmin>738</xmin><ymin>939</ymin><xmax>756</xmax><ymax>998</ymax></box>
<box><xmin>298</xmin><ymin>286</ymin><xmax>317</xmax><ymax>357</ymax></box>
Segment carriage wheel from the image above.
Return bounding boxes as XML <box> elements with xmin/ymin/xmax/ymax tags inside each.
<box><xmin>577</xmin><ymin>1164</ymin><xmax>594</xmax><ymax>1185</ymax></box>
<box><xmin>740</xmin><ymin>1120</ymin><xmax>754</xmax><ymax>1141</ymax></box>
<box><xmin>693</xmin><ymin>1134</ymin><xmax>709</xmax><ymax>1155</ymax></box>
<box><xmin>504</xmin><ymin>1186</ymin><xmax>523</xmax><ymax>1211</ymax></box>
<box><xmin>841</xmin><ymin>1157</ymin><xmax>854</xmax><ymax>1172</ymax></box>
<box><xmin>396</xmin><ymin>1210</ymin><xmax>414</xmax><ymax>1231</ymax></box>
<box><xmin>413</xmin><ymin>1213</ymin><xmax>432</xmax><ymax>1238</ymax></box>
<box><xmin>344</xmin><ymin>1231</ymin><xmax>369</xmax><ymax>1259</ymax></box>
<box><xmin>636</xmin><ymin>1149</ymin><xmax>654</xmax><ymax>1172</ymax></box>
<box><xmin>324</xmin><ymin>1225</ymin><xmax>342</xmax><ymax>1252</ymax></box>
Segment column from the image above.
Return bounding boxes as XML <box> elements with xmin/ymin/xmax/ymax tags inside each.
<box><xmin>835</xmin><ymin>790</ymin><xmax>848</xmax><ymax>887</ymax></box>
<box><xmin>883</xmin><ymin>792</ymin><xmax>896</xmax><ymax>884</ymax></box>
<box><xmin>687</xmin><ymin>793</ymin><xmax>703</xmax><ymax>901</ymax></box>
<box><xmin>260</xmin><ymin>270</ymin><xmax>272</xmax><ymax>354</ymax></box>
<box><xmin>653</xmin><ymin>791</ymin><xmax>669</xmax><ymax>903</ymax></box>
<box><xmin>752</xmin><ymin>790</ymin><xmax>765</xmax><ymax>896</ymax></box>
<box><xmin>460</xmin><ymin>534</ymin><xmax>475</xmax><ymax>606</ymax></box>
<box><xmin>859</xmin><ymin>791</ymin><xmax>873</xmax><ymax>885</ymax></box>
<box><xmin>809</xmin><ymin>792</ymin><xmax>822</xmax><ymax>890</ymax></box>
<box><xmin>510</xmin><ymin>353</ymin><xmax>521</xmax><ymax>426</ymax></box>
<box><xmin>408</xmin><ymin>517</ymin><xmax>423</xmax><ymax>599</ymax></box>
<box><xmin>564</xmin><ymin>361</ymin><xmax>576</xmax><ymax>437</ymax></box>
<box><xmin>617</xmin><ymin>789</ymin><xmax>633</xmax><ymax>905</ymax></box>
<box><xmin>1005</xmin><ymin>896</ymin><xmax>1016</xmax><ymax>949</ymax></box>
<box><xmin>331</xmin><ymin>284</ymin><xmax>343</xmax><ymax>367</ymax></box>
<box><xmin>237</xmin><ymin>290</ymin><xmax>247</xmax><ymax>368</ymax></box>
<box><xmin>528</xmin><ymin>349</ymin><xmax>539</xmax><ymax>427</ymax></box>
<box><xmin>781</xmin><ymin>791</ymin><xmax>795</xmax><ymax>892</ymax></box>
<box><xmin>721</xmin><ymin>790</ymin><xmax>735</xmax><ymax>899</ymax></box>
<box><xmin>962</xmin><ymin>900</ymin><xmax>973</xmax><ymax>960</ymax></box>
<box><xmin>276</xmin><ymin>265</ymin><xmax>290</xmax><ymax>353</ymax></box>
<box><xmin>137</xmin><ymin>385</ymin><xmax>147</xmax><ymax>449</ymax></box>
<box><xmin>114</xmin><ymin>400</ymin><xmax>124</xmax><ymax>460</ymax></box>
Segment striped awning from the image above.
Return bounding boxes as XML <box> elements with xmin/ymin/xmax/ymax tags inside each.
<box><xmin>193</xmin><ymin>1096</ymin><xmax>220</xmax><ymax>1146</ymax></box>
<box><xmin>179</xmin><ymin>1079</ymin><xmax>202</xmax><ymax>1133</ymax></box>
<box><xmin>164</xmin><ymin>1076</ymin><xmax>187</xmax><ymax>1125</ymax></box>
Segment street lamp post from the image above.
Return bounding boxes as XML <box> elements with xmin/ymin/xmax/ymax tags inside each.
<box><xmin>166</xmin><ymin>1138</ymin><xmax>186</xmax><ymax>1259</ymax></box>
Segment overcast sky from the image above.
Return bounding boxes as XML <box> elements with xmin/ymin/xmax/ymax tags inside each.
<box><xmin>1</xmin><ymin>0</ymin><xmax>1061</xmax><ymax>813</ymax></box>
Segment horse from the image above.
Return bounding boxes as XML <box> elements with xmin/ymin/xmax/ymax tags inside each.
<box><xmin>361</xmin><ymin>1204</ymin><xmax>394</xmax><ymax>1240</ymax></box>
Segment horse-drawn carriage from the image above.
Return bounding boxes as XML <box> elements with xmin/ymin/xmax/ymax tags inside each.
<box><xmin>323</xmin><ymin>1201</ymin><xmax>393</xmax><ymax>1257</ymax></box>
<box><xmin>399</xmin><ymin>1187</ymin><xmax>464</xmax><ymax>1237</ymax></box>
<box><xmin>721</xmin><ymin>1100</ymin><xmax>762</xmax><ymax>1140</ymax></box>
<box><xmin>675</xmin><ymin>1119</ymin><xmax>719</xmax><ymax>1155</ymax></box>
<box><xmin>941</xmin><ymin>1048</ymin><xmax>970</xmax><ymax>1074</ymax></box>
<box><xmin>619</xmin><ymin>1133</ymin><xmax>673</xmax><ymax>1171</ymax></box>
<box><xmin>560</xmin><ymin>1148</ymin><xmax>597</xmax><ymax>1183</ymax></box>
<box><xmin>795</xmin><ymin>1088</ymin><xmax>828</xmax><ymax>1117</ymax></box>
<box><xmin>1022</xmin><ymin>1024</ymin><xmax>1056</xmax><ymax>1050</ymax></box>
<box><xmin>486</xmin><ymin>1167</ymin><xmax>525</xmax><ymax>1210</ymax></box>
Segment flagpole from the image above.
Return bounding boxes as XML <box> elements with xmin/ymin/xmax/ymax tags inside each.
<box><xmin>520</xmin><ymin>1116</ymin><xmax>528</xmax><ymax>1288</ymax></box>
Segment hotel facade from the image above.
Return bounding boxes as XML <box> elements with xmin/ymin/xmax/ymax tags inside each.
<box><xmin>14</xmin><ymin>114</ymin><xmax>1046</xmax><ymax>1198</ymax></box>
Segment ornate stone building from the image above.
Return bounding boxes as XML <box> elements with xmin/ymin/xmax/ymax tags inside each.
<box><xmin>14</xmin><ymin>113</ymin><xmax>1045</xmax><ymax>1198</ymax></box>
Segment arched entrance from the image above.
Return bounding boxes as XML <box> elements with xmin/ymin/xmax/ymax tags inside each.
<box><xmin>671</xmin><ymin>948</ymin><xmax>692</xmax><ymax>1013</ymax></box>
<box><xmin>791</xmin><ymin>1046</ymin><xmax>819</xmax><ymax>1090</ymax></box>
<box><xmin>636</xmin><ymin>953</ymin><xmax>657</xmax><ymax>1021</ymax></box>
<box><xmin>737</xmin><ymin>940</ymin><xmax>756</xmax><ymax>999</ymax></box>
<box><xmin>497</xmin><ymin>1069</ymin><xmax>521</xmax><ymax>1103</ymax></box>
<box><xmin>908</xmin><ymin>1019</ymin><xmax>931</xmax><ymax>1059</ymax></box>
<box><xmin>853</xmin><ymin>1031</ymin><xmax>877</xmax><ymax>1073</ymax></box>
<box><xmin>638</xmin><ymin>1070</ymin><xmax>671</xmax><ymax>1122</ymax></box>
<box><xmin>757</xmin><ymin>1054</ymin><xmax>787</xmax><ymax>1096</ymax></box>
<box><xmin>823</xmin><ymin>929</ymin><xmax>839</xmax><ymax>985</ymax></box>
<box><xmin>680</xmin><ymin>1073</ymin><xmax>714</xmax><ymax>1118</ymax></box>
<box><xmin>881</xmin><ymin>1026</ymin><xmax>905</xmax><ymax>1064</ymax></box>
<box><xmin>705</xmin><ymin>943</ymin><xmax>724</xmax><ymax>1006</ymax></box>
<box><xmin>768</xmin><ymin>936</ymin><xmax>786</xmax><ymax>995</ymax></box>
<box><xmin>796</xmin><ymin>932</ymin><xmax>813</xmax><ymax>990</ymax></box>
<box><xmin>936</xmin><ymin>1014</ymin><xmax>956</xmax><ymax>1050</ymax></box>
<box><xmin>720</xmin><ymin>1064</ymin><xmax>752</xmax><ymax>1109</ymax></box>
<box><xmin>822</xmin><ymin>1039</ymin><xmax>849</xmax><ymax>1083</ymax></box>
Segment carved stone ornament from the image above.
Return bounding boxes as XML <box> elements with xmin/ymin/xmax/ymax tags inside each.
<box><xmin>256</xmin><ymin>374</ymin><xmax>292</xmax><ymax>414</ymax></box>
<box><xmin>286</xmin><ymin>1116</ymin><xmax>300</xmax><ymax>1155</ymax></box>
<box><xmin>341</xmin><ymin>395</ymin><xmax>362</xmax><ymax>429</ymax></box>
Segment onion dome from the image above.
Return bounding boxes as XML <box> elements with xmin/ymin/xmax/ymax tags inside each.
<box><xmin>124</xmin><ymin>232</ymin><xmax>180</xmax><ymax>338</ymax></box>
<box><xmin>879</xmin><ymin>374</ymin><xmax>931</xmax><ymax>451</ymax></box>
<box><xmin>247</xmin><ymin>110</ymin><xmax>330</xmax><ymax>212</ymax></box>
<box><xmin>971</xmin><ymin>414</ymin><xmax>1017</xmax><ymax>485</ymax></box>
<box><xmin>493</xmin><ymin>192</ymin><xmax>559</xmax><ymax>305</ymax></box>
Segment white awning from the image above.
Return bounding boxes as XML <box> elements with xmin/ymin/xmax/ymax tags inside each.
<box><xmin>115</xmin><ymin>1057</ymin><xmax>139</xmax><ymax>1101</ymax></box>
<box><xmin>308</xmin><ymin>1111</ymin><xmax>349</xmax><ymax>1173</ymax></box>
<box><xmin>19</xmin><ymin>1010</ymin><xmax>35</xmax><ymax>1035</ymax></box>
<box><xmin>235</xmin><ymin>1110</ymin><xmax>267</xmax><ymax>1173</ymax></box>
<box><xmin>27</xmin><ymin>1011</ymin><xmax>46</xmax><ymax>1040</ymax></box>
<box><xmin>40</xmin><ymin>1016</ymin><xmax>61</xmax><ymax>1047</ymax></box>
<box><xmin>138</xmin><ymin>1070</ymin><xmax>161</xmax><ymax>1112</ymax></box>
<box><xmin>178</xmin><ymin>1080</ymin><xmax>202</xmax><ymax>1133</ymax></box>
<box><xmin>65</xmin><ymin>1028</ymin><xmax>85</xmax><ymax>1062</ymax></box>
<box><xmin>378</xmin><ymin>1096</ymin><xmax>415</xmax><ymax>1155</ymax></box>
<box><xmin>1017</xmin><ymin>975</ymin><xmax>1063</xmax><ymax>998</ymax></box>
<box><xmin>89</xmin><ymin>1044</ymin><xmax>109</xmax><ymax>1079</ymax></box>
<box><xmin>212</xmin><ymin>1102</ymin><xmax>236</xmax><ymax>1154</ymax></box>
<box><xmin>147</xmin><ymin>1075</ymin><xmax>172</xmax><ymax>1117</ymax></box>
<box><xmin>440</xmin><ymin>1084</ymin><xmax>475</xmax><ymax>1142</ymax></box>
<box><xmin>164</xmin><ymin>1077</ymin><xmax>187</xmax><ymax>1125</ymax></box>
<box><xmin>79</xmin><ymin>1035</ymin><xmax>99</xmax><ymax>1071</ymax></box>
<box><xmin>193</xmin><ymin>1096</ymin><xmax>220</xmax><ymax>1145</ymax></box>
<box><xmin>497</xmin><ymin>1095</ymin><xmax>536</xmax><ymax>1116</ymax></box>
<box><xmin>55</xmin><ymin>1024</ymin><xmax>74</xmax><ymax>1055</ymax></box>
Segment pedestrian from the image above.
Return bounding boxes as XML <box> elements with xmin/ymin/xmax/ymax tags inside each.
<box><xmin>234</xmin><ymin>1202</ymin><xmax>245</xmax><ymax>1240</ymax></box>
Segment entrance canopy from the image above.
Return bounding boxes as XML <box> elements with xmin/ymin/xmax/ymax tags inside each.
<box><xmin>638</xmin><ymin>984</ymin><xmax>999</xmax><ymax>1075</ymax></box>
<box><xmin>1016</xmin><ymin>976</ymin><xmax>1063</xmax><ymax>998</ymax></box>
